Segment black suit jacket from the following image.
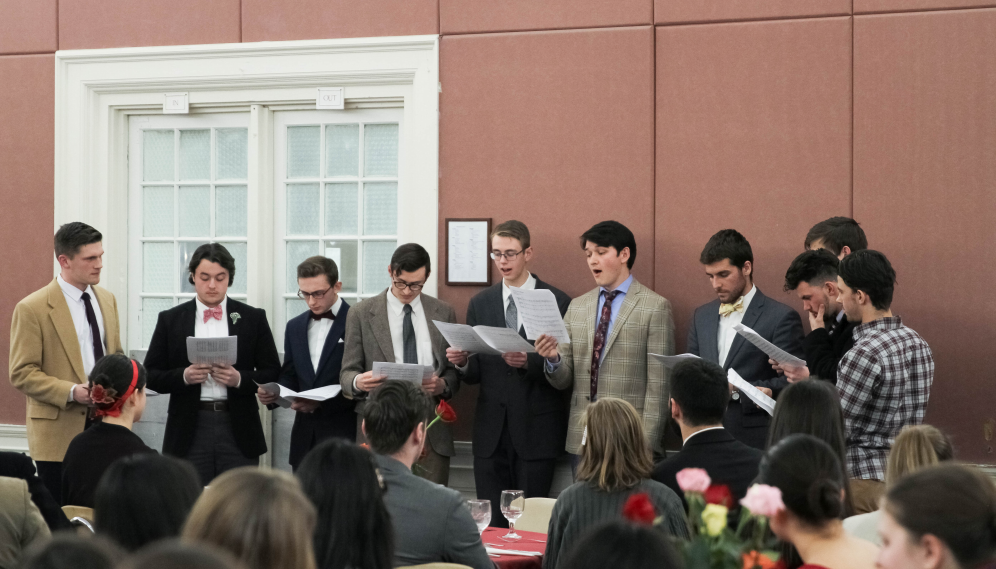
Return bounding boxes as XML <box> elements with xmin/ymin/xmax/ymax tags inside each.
<box><xmin>144</xmin><ymin>298</ymin><xmax>280</xmax><ymax>459</ymax></box>
<box><xmin>803</xmin><ymin>313</ymin><xmax>857</xmax><ymax>384</ymax></box>
<box><xmin>279</xmin><ymin>301</ymin><xmax>356</xmax><ymax>469</ymax></box>
<box><xmin>461</xmin><ymin>276</ymin><xmax>572</xmax><ymax>461</ymax></box>
<box><xmin>687</xmin><ymin>288</ymin><xmax>805</xmax><ymax>449</ymax></box>
<box><xmin>0</xmin><ymin>452</ymin><xmax>70</xmax><ymax>531</ymax></box>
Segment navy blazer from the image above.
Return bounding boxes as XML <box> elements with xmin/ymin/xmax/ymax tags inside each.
<box><xmin>279</xmin><ymin>301</ymin><xmax>356</xmax><ymax>468</ymax></box>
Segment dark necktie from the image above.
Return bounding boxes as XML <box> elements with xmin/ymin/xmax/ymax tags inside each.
<box><xmin>589</xmin><ymin>290</ymin><xmax>620</xmax><ymax>401</ymax></box>
<box><xmin>309</xmin><ymin>310</ymin><xmax>335</xmax><ymax>321</ymax></box>
<box><xmin>80</xmin><ymin>292</ymin><xmax>104</xmax><ymax>364</ymax></box>
<box><xmin>505</xmin><ymin>297</ymin><xmax>518</xmax><ymax>331</ymax></box>
<box><xmin>402</xmin><ymin>304</ymin><xmax>418</xmax><ymax>364</ymax></box>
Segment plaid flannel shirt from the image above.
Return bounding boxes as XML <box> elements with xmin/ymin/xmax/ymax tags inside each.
<box><xmin>837</xmin><ymin>316</ymin><xmax>934</xmax><ymax>480</ymax></box>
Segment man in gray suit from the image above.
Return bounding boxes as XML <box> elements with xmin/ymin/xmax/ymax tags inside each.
<box><xmin>340</xmin><ymin>243</ymin><xmax>460</xmax><ymax>484</ymax></box>
<box><xmin>687</xmin><ymin>229</ymin><xmax>804</xmax><ymax>450</ymax></box>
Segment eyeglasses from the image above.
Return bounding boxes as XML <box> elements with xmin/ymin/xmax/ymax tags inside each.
<box><xmin>490</xmin><ymin>250</ymin><xmax>524</xmax><ymax>261</ymax></box>
<box><xmin>297</xmin><ymin>285</ymin><xmax>333</xmax><ymax>300</ymax></box>
<box><xmin>393</xmin><ymin>280</ymin><xmax>424</xmax><ymax>292</ymax></box>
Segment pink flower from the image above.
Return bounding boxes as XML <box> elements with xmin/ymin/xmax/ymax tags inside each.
<box><xmin>675</xmin><ymin>468</ymin><xmax>711</xmax><ymax>493</ymax></box>
<box><xmin>740</xmin><ymin>484</ymin><xmax>785</xmax><ymax>518</ymax></box>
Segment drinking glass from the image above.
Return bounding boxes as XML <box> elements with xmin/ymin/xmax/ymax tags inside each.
<box><xmin>467</xmin><ymin>499</ymin><xmax>491</xmax><ymax>534</ymax></box>
<box><xmin>500</xmin><ymin>490</ymin><xmax>525</xmax><ymax>540</ymax></box>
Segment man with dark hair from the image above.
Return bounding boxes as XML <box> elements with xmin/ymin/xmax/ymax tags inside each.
<box><xmin>446</xmin><ymin>220</ymin><xmax>571</xmax><ymax>524</ymax></box>
<box><xmin>340</xmin><ymin>243</ymin><xmax>460</xmax><ymax>484</ymax></box>
<box><xmin>257</xmin><ymin>256</ymin><xmax>355</xmax><ymax>470</ymax></box>
<box><xmin>145</xmin><ymin>243</ymin><xmax>280</xmax><ymax>485</ymax></box>
<box><xmin>362</xmin><ymin>381</ymin><xmax>492</xmax><ymax>569</ymax></box>
<box><xmin>686</xmin><ymin>229</ymin><xmax>804</xmax><ymax>449</ymax></box>
<box><xmin>835</xmin><ymin>249</ymin><xmax>933</xmax><ymax>514</ymax></box>
<box><xmin>535</xmin><ymin>221</ymin><xmax>674</xmax><ymax>469</ymax></box>
<box><xmin>10</xmin><ymin>222</ymin><xmax>123</xmax><ymax>503</ymax></box>
<box><xmin>805</xmin><ymin>216</ymin><xmax>868</xmax><ymax>259</ymax></box>
<box><xmin>651</xmin><ymin>359</ymin><xmax>762</xmax><ymax>521</ymax></box>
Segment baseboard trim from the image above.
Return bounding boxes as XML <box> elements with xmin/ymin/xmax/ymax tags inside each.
<box><xmin>0</xmin><ymin>424</ymin><xmax>29</xmax><ymax>454</ymax></box>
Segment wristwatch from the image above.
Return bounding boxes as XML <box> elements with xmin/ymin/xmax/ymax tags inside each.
<box><xmin>731</xmin><ymin>391</ymin><xmax>740</xmax><ymax>401</ymax></box>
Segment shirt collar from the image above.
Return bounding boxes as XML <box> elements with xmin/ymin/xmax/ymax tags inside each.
<box><xmin>330</xmin><ymin>296</ymin><xmax>343</xmax><ymax>317</ymax></box>
<box><xmin>836</xmin><ymin>309</ymin><xmax>846</xmax><ymax>323</ymax></box>
<box><xmin>733</xmin><ymin>283</ymin><xmax>758</xmax><ymax>310</ymax></box>
<box><xmin>387</xmin><ymin>289</ymin><xmax>421</xmax><ymax>317</ymax></box>
<box><xmin>601</xmin><ymin>274</ymin><xmax>634</xmax><ymax>297</ymax></box>
<box><xmin>682</xmin><ymin>426</ymin><xmax>725</xmax><ymax>446</ymax></box>
<box><xmin>502</xmin><ymin>272</ymin><xmax>536</xmax><ymax>302</ymax></box>
<box><xmin>57</xmin><ymin>274</ymin><xmax>92</xmax><ymax>302</ymax></box>
<box><xmin>195</xmin><ymin>296</ymin><xmax>228</xmax><ymax>317</ymax></box>
<box><xmin>853</xmin><ymin>315</ymin><xmax>903</xmax><ymax>338</ymax></box>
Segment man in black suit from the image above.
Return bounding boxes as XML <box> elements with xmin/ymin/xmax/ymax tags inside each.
<box><xmin>258</xmin><ymin>256</ymin><xmax>355</xmax><ymax>471</ymax></box>
<box><xmin>687</xmin><ymin>230</ymin><xmax>804</xmax><ymax>449</ymax></box>
<box><xmin>0</xmin><ymin>452</ymin><xmax>70</xmax><ymax>531</ymax></box>
<box><xmin>145</xmin><ymin>243</ymin><xmax>280</xmax><ymax>485</ymax></box>
<box><xmin>447</xmin><ymin>220</ymin><xmax>571</xmax><ymax>527</ymax></box>
<box><xmin>652</xmin><ymin>359</ymin><xmax>761</xmax><ymax>523</ymax></box>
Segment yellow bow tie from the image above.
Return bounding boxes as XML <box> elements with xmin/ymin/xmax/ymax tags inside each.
<box><xmin>718</xmin><ymin>297</ymin><xmax>745</xmax><ymax>317</ymax></box>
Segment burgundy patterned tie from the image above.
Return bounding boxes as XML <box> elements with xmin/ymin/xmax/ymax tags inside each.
<box><xmin>589</xmin><ymin>290</ymin><xmax>620</xmax><ymax>401</ymax></box>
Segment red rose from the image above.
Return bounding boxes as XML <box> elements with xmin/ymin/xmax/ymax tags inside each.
<box><xmin>435</xmin><ymin>400</ymin><xmax>457</xmax><ymax>423</ymax></box>
<box><xmin>622</xmin><ymin>492</ymin><xmax>657</xmax><ymax>525</ymax></box>
<box><xmin>704</xmin><ymin>484</ymin><xmax>733</xmax><ymax>508</ymax></box>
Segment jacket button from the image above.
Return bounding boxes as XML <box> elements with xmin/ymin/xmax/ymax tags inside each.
<box><xmin>507</xmin><ymin>371</ymin><xmax>512</xmax><ymax>377</ymax></box>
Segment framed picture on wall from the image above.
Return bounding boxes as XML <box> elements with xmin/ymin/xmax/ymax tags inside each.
<box><xmin>445</xmin><ymin>218</ymin><xmax>492</xmax><ymax>286</ymax></box>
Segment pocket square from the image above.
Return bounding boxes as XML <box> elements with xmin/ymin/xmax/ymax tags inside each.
<box><xmin>338</xmin><ymin>338</ymin><xmax>344</xmax><ymax>343</ymax></box>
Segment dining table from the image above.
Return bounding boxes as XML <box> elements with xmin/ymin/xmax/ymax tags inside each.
<box><xmin>481</xmin><ymin>526</ymin><xmax>547</xmax><ymax>569</ymax></box>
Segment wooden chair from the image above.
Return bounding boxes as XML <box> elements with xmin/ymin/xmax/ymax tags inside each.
<box><xmin>62</xmin><ymin>505</ymin><xmax>95</xmax><ymax>534</ymax></box>
<box><xmin>514</xmin><ymin>497</ymin><xmax>556</xmax><ymax>534</ymax></box>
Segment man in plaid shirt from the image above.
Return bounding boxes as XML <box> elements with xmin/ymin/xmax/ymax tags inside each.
<box><xmin>836</xmin><ymin>249</ymin><xmax>934</xmax><ymax>514</ymax></box>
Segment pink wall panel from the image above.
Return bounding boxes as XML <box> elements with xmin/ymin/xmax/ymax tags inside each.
<box><xmin>655</xmin><ymin>0</ymin><xmax>850</xmax><ymax>25</ymax></box>
<box><xmin>243</xmin><ymin>0</ymin><xmax>438</xmax><ymax>42</ymax></box>
<box><xmin>59</xmin><ymin>0</ymin><xmax>240</xmax><ymax>50</ymax></box>
<box><xmin>0</xmin><ymin>0</ymin><xmax>57</xmax><ymax>55</ymax></box>
<box><xmin>655</xmin><ymin>18</ymin><xmax>852</xmax><ymax>353</ymax></box>
<box><xmin>440</xmin><ymin>0</ymin><xmax>651</xmax><ymax>34</ymax></box>
<box><xmin>856</xmin><ymin>0</ymin><xmax>996</xmax><ymax>13</ymax></box>
<box><xmin>854</xmin><ymin>8</ymin><xmax>996</xmax><ymax>463</ymax></box>
<box><xmin>0</xmin><ymin>55</ymin><xmax>56</xmax><ymax>425</ymax></box>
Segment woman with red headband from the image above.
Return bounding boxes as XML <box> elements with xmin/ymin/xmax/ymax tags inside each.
<box><xmin>61</xmin><ymin>354</ymin><xmax>156</xmax><ymax>507</ymax></box>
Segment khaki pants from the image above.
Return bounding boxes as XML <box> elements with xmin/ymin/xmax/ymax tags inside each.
<box><xmin>850</xmin><ymin>478</ymin><xmax>886</xmax><ymax>514</ymax></box>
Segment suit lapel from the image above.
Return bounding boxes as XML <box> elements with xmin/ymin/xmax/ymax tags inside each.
<box><xmin>723</xmin><ymin>288</ymin><xmax>766</xmax><ymax>369</ymax></box>
<box><xmin>315</xmin><ymin>302</ymin><xmax>348</xmax><ymax>378</ymax></box>
<box><xmin>422</xmin><ymin>296</ymin><xmax>445</xmax><ymax>370</ymax></box>
<box><xmin>92</xmin><ymin>286</ymin><xmax>119</xmax><ymax>354</ymax></box>
<box><xmin>585</xmin><ymin>290</ymin><xmax>597</xmax><ymax>350</ymax></box>
<box><xmin>701</xmin><ymin>306</ymin><xmax>721</xmax><ymax>364</ymax></box>
<box><xmin>46</xmin><ymin>280</ymin><xmax>87</xmax><ymax>383</ymax></box>
<box><xmin>182</xmin><ymin>300</ymin><xmax>197</xmax><ymax>347</ymax></box>
<box><xmin>369</xmin><ymin>292</ymin><xmax>396</xmax><ymax>362</ymax></box>
<box><xmin>487</xmin><ymin>283</ymin><xmax>507</xmax><ymax>329</ymax></box>
<box><xmin>291</xmin><ymin>314</ymin><xmax>317</xmax><ymax>387</ymax></box>
<box><xmin>602</xmin><ymin>280</ymin><xmax>641</xmax><ymax>358</ymax></box>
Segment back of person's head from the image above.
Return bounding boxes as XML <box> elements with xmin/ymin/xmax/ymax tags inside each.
<box><xmin>390</xmin><ymin>243</ymin><xmax>431</xmax><ymax>277</ymax></box>
<box><xmin>297</xmin><ymin>439</ymin><xmax>394</xmax><ymax>569</ymax></box>
<box><xmin>885</xmin><ymin>464</ymin><xmax>996</xmax><ymax>568</ymax></box>
<box><xmin>579</xmin><ymin>221</ymin><xmax>637</xmax><ymax>269</ymax></box>
<box><xmin>117</xmin><ymin>540</ymin><xmax>246</xmax><ymax>569</ymax></box>
<box><xmin>700</xmin><ymin>229</ymin><xmax>753</xmax><ymax>270</ymax></box>
<box><xmin>886</xmin><ymin>425</ymin><xmax>955</xmax><ymax>486</ymax></box>
<box><xmin>837</xmin><ymin>249</ymin><xmax>896</xmax><ymax>311</ymax></box>
<box><xmin>362</xmin><ymin>380</ymin><xmax>431</xmax><ymax>455</ymax></box>
<box><xmin>88</xmin><ymin>354</ymin><xmax>147</xmax><ymax>419</ymax></box>
<box><xmin>670</xmin><ymin>359</ymin><xmax>728</xmax><ymax>427</ymax></box>
<box><xmin>758</xmin><ymin>434</ymin><xmax>846</xmax><ymax>528</ymax></box>
<box><xmin>54</xmin><ymin>222</ymin><xmax>102</xmax><ymax>260</ymax></box>
<box><xmin>783</xmin><ymin>249</ymin><xmax>840</xmax><ymax>292</ymax></box>
<box><xmin>560</xmin><ymin>521</ymin><xmax>683</xmax><ymax>569</ymax></box>
<box><xmin>577</xmin><ymin>398</ymin><xmax>653</xmax><ymax>492</ymax></box>
<box><xmin>17</xmin><ymin>534</ymin><xmax>120</xmax><ymax>569</ymax></box>
<box><xmin>491</xmin><ymin>219</ymin><xmax>531</xmax><ymax>249</ymax></box>
<box><xmin>95</xmin><ymin>453</ymin><xmax>201</xmax><ymax>552</ymax></box>
<box><xmin>182</xmin><ymin>467</ymin><xmax>317</xmax><ymax>569</ymax></box>
<box><xmin>805</xmin><ymin>217</ymin><xmax>868</xmax><ymax>256</ymax></box>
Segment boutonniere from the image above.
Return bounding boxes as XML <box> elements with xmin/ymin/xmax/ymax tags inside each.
<box><xmin>230</xmin><ymin>312</ymin><xmax>241</xmax><ymax>325</ymax></box>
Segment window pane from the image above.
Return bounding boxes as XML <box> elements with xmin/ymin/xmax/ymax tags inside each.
<box><xmin>363</xmin><ymin>241</ymin><xmax>396</xmax><ymax>294</ymax></box>
<box><xmin>178</xmin><ymin>186</ymin><xmax>211</xmax><ymax>237</ymax></box>
<box><xmin>219</xmin><ymin>242</ymin><xmax>247</xmax><ymax>294</ymax></box>
<box><xmin>143</xmin><ymin>298</ymin><xmax>174</xmax><ymax>347</ymax></box>
<box><xmin>179</xmin><ymin>130</ymin><xmax>210</xmax><ymax>180</ymax></box>
<box><xmin>364</xmin><ymin>124</ymin><xmax>398</xmax><ymax>177</ymax></box>
<box><xmin>286</xmin><ymin>298</ymin><xmax>308</xmax><ymax>325</ymax></box>
<box><xmin>143</xmin><ymin>130</ymin><xmax>174</xmax><ymax>182</ymax></box>
<box><xmin>325</xmin><ymin>183</ymin><xmax>358</xmax><ymax>235</ymax></box>
<box><xmin>326</xmin><ymin>124</ymin><xmax>359</xmax><ymax>177</ymax></box>
<box><xmin>286</xmin><ymin>241</ymin><xmax>319</xmax><ymax>293</ymax></box>
<box><xmin>287</xmin><ymin>126</ymin><xmax>320</xmax><ymax>178</ymax></box>
<box><xmin>325</xmin><ymin>240</ymin><xmax>357</xmax><ymax>294</ymax></box>
<box><xmin>179</xmin><ymin>241</ymin><xmax>209</xmax><ymax>294</ymax></box>
<box><xmin>286</xmin><ymin>183</ymin><xmax>320</xmax><ymax>236</ymax></box>
<box><xmin>217</xmin><ymin>128</ymin><xmax>248</xmax><ymax>180</ymax></box>
<box><xmin>143</xmin><ymin>242</ymin><xmax>174</xmax><ymax>293</ymax></box>
<box><xmin>216</xmin><ymin>185</ymin><xmax>247</xmax><ymax>237</ymax></box>
<box><xmin>143</xmin><ymin>186</ymin><xmax>173</xmax><ymax>238</ymax></box>
<box><xmin>363</xmin><ymin>182</ymin><xmax>397</xmax><ymax>235</ymax></box>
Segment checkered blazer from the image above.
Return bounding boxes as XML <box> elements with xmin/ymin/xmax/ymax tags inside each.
<box><xmin>546</xmin><ymin>279</ymin><xmax>675</xmax><ymax>454</ymax></box>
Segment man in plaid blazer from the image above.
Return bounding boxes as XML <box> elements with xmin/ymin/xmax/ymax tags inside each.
<box><xmin>535</xmin><ymin>221</ymin><xmax>674</xmax><ymax>463</ymax></box>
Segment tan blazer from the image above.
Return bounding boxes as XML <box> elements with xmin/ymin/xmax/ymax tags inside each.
<box><xmin>546</xmin><ymin>279</ymin><xmax>674</xmax><ymax>454</ymax></box>
<box><xmin>0</xmin><ymin>477</ymin><xmax>50</xmax><ymax>566</ymax></box>
<box><xmin>9</xmin><ymin>278</ymin><xmax>122</xmax><ymax>462</ymax></box>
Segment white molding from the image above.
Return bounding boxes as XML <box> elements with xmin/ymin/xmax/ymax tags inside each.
<box><xmin>0</xmin><ymin>425</ymin><xmax>29</xmax><ymax>454</ymax></box>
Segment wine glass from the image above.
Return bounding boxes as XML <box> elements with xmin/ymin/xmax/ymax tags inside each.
<box><xmin>467</xmin><ymin>499</ymin><xmax>491</xmax><ymax>535</ymax></box>
<box><xmin>500</xmin><ymin>490</ymin><xmax>525</xmax><ymax>540</ymax></box>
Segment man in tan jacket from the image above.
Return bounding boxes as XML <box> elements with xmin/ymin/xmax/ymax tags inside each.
<box><xmin>9</xmin><ymin>222</ymin><xmax>122</xmax><ymax>504</ymax></box>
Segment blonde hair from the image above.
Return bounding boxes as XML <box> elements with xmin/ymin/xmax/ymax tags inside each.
<box><xmin>885</xmin><ymin>424</ymin><xmax>954</xmax><ymax>486</ymax></box>
<box><xmin>182</xmin><ymin>467</ymin><xmax>317</xmax><ymax>569</ymax></box>
<box><xmin>575</xmin><ymin>398</ymin><xmax>653</xmax><ymax>492</ymax></box>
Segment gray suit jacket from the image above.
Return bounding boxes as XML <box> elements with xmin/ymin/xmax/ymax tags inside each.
<box><xmin>339</xmin><ymin>290</ymin><xmax>460</xmax><ymax>457</ymax></box>
<box><xmin>375</xmin><ymin>454</ymin><xmax>494</xmax><ymax>569</ymax></box>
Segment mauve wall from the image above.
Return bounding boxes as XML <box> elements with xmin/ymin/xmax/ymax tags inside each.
<box><xmin>0</xmin><ymin>0</ymin><xmax>993</xmax><ymax>462</ymax></box>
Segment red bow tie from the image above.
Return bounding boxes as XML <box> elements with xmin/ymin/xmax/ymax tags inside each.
<box><xmin>309</xmin><ymin>310</ymin><xmax>335</xmax><ymax>321</ymax></box>
<box><xmin>203</xmin><ymin>306</ymin><xmax>224</xmax><ymax>323</ymax></box>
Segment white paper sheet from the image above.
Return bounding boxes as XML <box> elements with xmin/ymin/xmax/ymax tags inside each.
<box><xmin>474</xmin><ymin>326</ymin><xmax>536</xmax><ymax>353</ymax></box>
<box><xmin>372</xmin><ymin>361</ymin><xmax>434</xmax><ymax>384</ymax></box>
<box><xmin>485</xmin><ymin>547</ymin><xmax>542</xmax><ymax>557</ymax></box>
<box><xmin>433</xmin><ymin>321</ymin><xmax>536</xmax><ymax>355</ymax></box>
<box><xmin>648</xmin><ymin>353</ymin><xmax>700</xmax><ymax>369</ymax></box>
<box><xmin>186</xmin><ymin>336</ymin><xmax>237</xmax><ymax>366</ymax></box>
<box><xmin>727</xmin><ymin>369</ymin><xmax>776</xmax><ymax>416</ymax></box>
<box><xmin>732</xmin><ymin>323</ymin><xmax>807</xmax><ymax>368</ymax></box>
<box><xmin>447</xmin><ymin>220</ymin><xmax>490</xmax><ymax>283</ymax></box>
<box><xmin>508</xmin><ymin>287</ymin><xmax>570</xmax><ymax>344</ymax></box>
<box><xmin>256</xmin><ymin>382</ymin><xmax>342</xmax><ymax>409</ymax></box>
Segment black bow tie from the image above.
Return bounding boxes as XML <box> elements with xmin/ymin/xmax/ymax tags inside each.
<box><xmin>309</xmin><ymin>311</ymin><xmax>335</xmax><ymax>321</ymax></box>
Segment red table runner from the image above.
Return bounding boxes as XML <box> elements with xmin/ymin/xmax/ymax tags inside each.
<box><xmin>482</xmin><ymin>527</ymin><xmax>547</xmax><ymax>569</ymax></box>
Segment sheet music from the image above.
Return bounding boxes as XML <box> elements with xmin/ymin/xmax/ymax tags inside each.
<box><xmin>648</xmin><ymin>353</ymin><xmax>700</xmax><ymax>369</ymax></box>
<box><xmin>372</xmin><ymin>361</ymin><xmax>434</xmax><ymax>384</ymax></box>
<box><xmin>256</xmin><ymin>382</ymin><xmax>342</xmax><ymax>409</ymax></box>
<box><xmin>473</xmin><ymin>326</ymin><xmax>536</xmax><ymax>353</ymax></box>
<box><xmin>432</xmin><ymin>321</ymin><xmax>502</xmax><ymax>355</ymax></box>
<box><xmin>508</xmin><ymin>287</ymin><xmax>570</xmax><ymax>344</ymax></box>
<box><xmin>732</xmin><ymin>323</ymin><xmax>807</xmax><ymax>368</ymax></box>
<box><xmin>448</xmin><ymin>221</ymin><xmax>490</xmax><ymax>283</ymax></box>
<box><xmin>186</xmin><ymin>336</ymin><xmax>237</xmax><ymax>366</ymax></box>
<box><xmin>727</xmin><ymin>369</ymin><xmax>776</xmax><ymax>416</ymax></box>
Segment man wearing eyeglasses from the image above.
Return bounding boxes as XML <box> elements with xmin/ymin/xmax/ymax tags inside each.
<box><xmin>257</xmin><ymin>256</ymin><xmax>355</xmax><ymax>471</ymax></box>
<box><xmin>340</xmin><ymin>243</ymin><xmax>460</xmax><ymax>485</ymax></box>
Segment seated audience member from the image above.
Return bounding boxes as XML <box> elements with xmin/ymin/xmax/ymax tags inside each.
<box><xmin>117</xmin><ymin>539</ymin><xmax>245</xmax><ymax>569</ymax></box>
<box><xmin>0</xmin><ymin>452</ymin><xmax>69</xmax><ymax>531</ymax></box>
<box><xmin>651</xmin><ymin>359</ymin><xmax>762</xmax><ymax>522</ymax></box>
<box><xmin>545</xmin><ymin>398</ymin><xmax>688</xmax><ymax>569</ymax></box>
<box><xmin>844</xmin><ymin>425</ymin><xmax>954</xmax><ymax>546</ymax></box>
<box><xmin>560</xmin><ymin>521</ymin><xmax>683</xmax><ymax>569</ymax></box>
<box><xmin>760</xmin><ymin>434</ymin><xmax>879</xmax><ymax>569</ymax></box>
<box><xmin>0</xmin><ymin>476</ymin><xmax>50</xmax><ymax>568</ymax></box>
<box><xmin>297</xmin><ymin>439</ymin><xmax>393</xmax><ymax>569</ymax></box>
<box><xmin>94</xmin><ymin>453</ymin><xmax>202</xmax><ymax>552</ymax></box>
<box><xmin>16</xmin><ymin>534</ymin><xmax>120</xmax><ymax>569</ymax></box>
<box><xmin>360</xmin><ymin>381</ymin><xmax>492</xmax><ymax>569</ymax></box>
<box><xmin>62</xmin><ymin>354</ymin><xmax>155</xmax><ymax>508</ymax></box>
<box><xmin>876</xmin><ymin>464</ymin><xmax>996</xmax><ymax>569</ymax></box>
<box><xmin>182</xmin><ymin>467</ymin><xmax>317</xmax><ymax>569</ymax></box>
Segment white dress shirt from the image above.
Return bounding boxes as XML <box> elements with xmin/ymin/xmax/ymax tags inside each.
<box><xmin>194</xmin><ymin>296</ymin><xmax>230</xmax><ymax>401</ymax></box>
<box><xmin>717</xmin><ymin>285</ymin><xmax>757</xmax><ymax>365</ymax></box>
<box><xmin>308</xmin><ymin>296</ymin><xmax>343</xmax><ymax>373</ymax></box>
<box><xmin>386</xmin><ymin>292</ymin><xmax>435</xmax><ymax>367</ymax></box>
<box><xmin>501</xmin><ymin>272</ymin><xmax>536</xmax><ymax>332</ymax></box>
<box><xmin>682</xmin><ymin>426</ymin><xmax>725</xmax><ymax>446</ymax></box>
<box><xmin>58</xmin><ymin>275</ymin><xmax>107</xmax><ymax>402</ymax></box>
